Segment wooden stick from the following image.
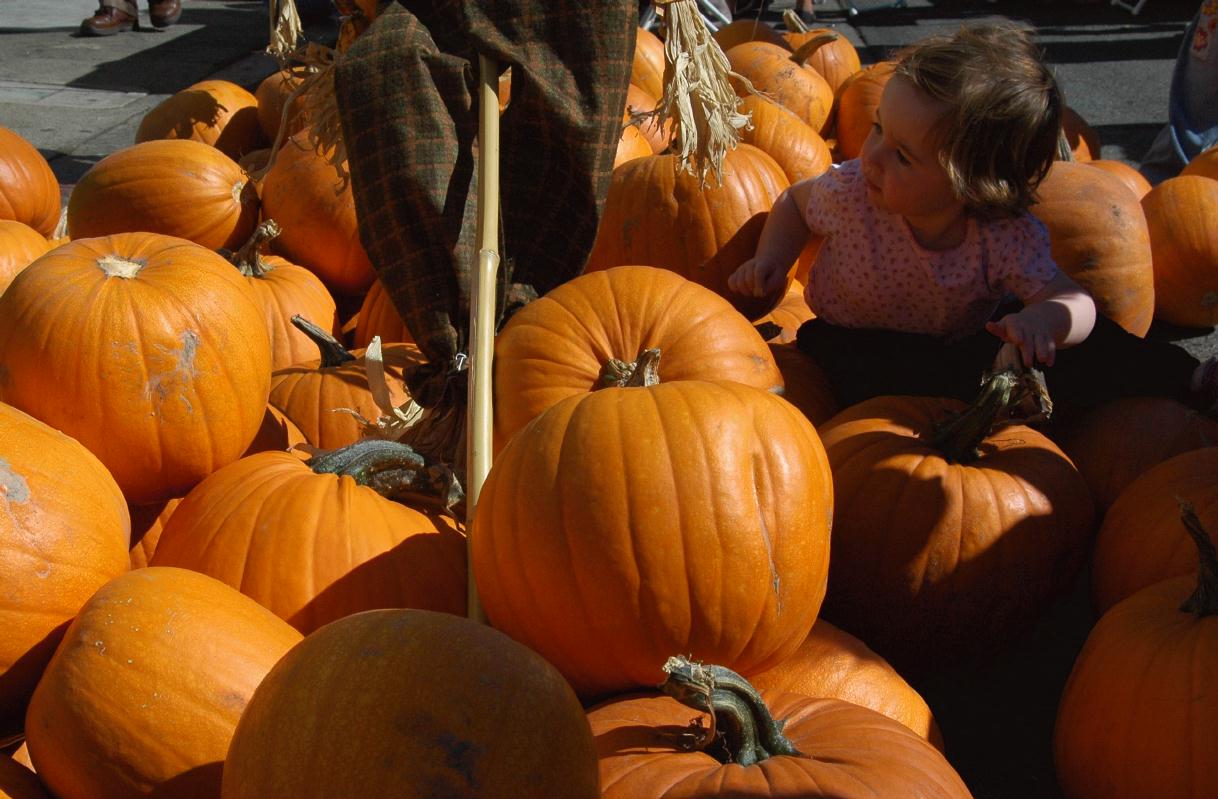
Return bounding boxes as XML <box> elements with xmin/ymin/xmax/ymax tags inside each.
<box><xmin>466</xmin><ymin>53</ymin><xmax>501</xmax><ymax>624</ymax></box>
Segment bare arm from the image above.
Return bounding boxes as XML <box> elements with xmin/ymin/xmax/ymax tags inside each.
<box><xmin>727</xmin><ymin>177</ymin><xmax>819</xmax><ymax>298</ymax></box>
<box><xmin>986</xmin><ymin>270</ymin><xmax>1097</xmax><ymax>369</ymax></box>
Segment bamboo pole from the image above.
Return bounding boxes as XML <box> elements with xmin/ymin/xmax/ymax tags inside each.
<box><xmin>466</xmin><ymin>53</ymin><xmax>501</xmax><ymax>624</ymax></box>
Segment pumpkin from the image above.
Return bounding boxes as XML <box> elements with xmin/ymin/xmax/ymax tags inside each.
<box><xmin>631</xmin><ymin>26</ymin><xmax>666</xmax><ymax>101</ymax></box>
<box><xmin>0</xmin><ymin>126</ymin><xmax>60</xmax><ymax>238</ymax></box>
<box><xmin>1142</xmin><ymin>175</ymin><xmax>1218</xmax><ymax>328</ymax></box>
<box><xmin>1059</xmin><ymin>396</ymin><xmax>1218</xmax><ymax>513</ymax></box>
<box><xmin>1054</xmin><ymin>504</ymin><xmax>1218</xmax><ymax>799</ymax></box>
<box><xmin>748</xmin><ymin>619</ymin><xmax>944</xmax><ymax>749</ymax></box>
<box><xmin>767</xmin><ymin>342</ymin><xmax>838</xmax><ymax>427</ymax></box>
<box><xmin>713</xmin><ymin>17</ymin><xmax>791</xmax><ymax>52</ymax></box>
<box><xmin>259</xmin><ymin>133</ymin><xmax>376</xmax><ymax>295</ymax></box>
<box><xmin>1061</xmin><ymin>105</ymin><xmax>1101</xmax><ymax>162</ymax></box>
<box><xmin>24</xmin><ymin>567</ymin><xmax>302</xmax><ymax>799</ymax></box>
<box><xmin>242</xmin><ymin>404</ymin><xmax>307</xmax><ymax>457</ymax></box>
<box><xmin>624</xmin><ymin>83</ymin><xmax>673</xmax><ymax>155</ymax></box>
<box><xmin>0</xmin><ymin>233</ymin><xmax>273</xmax><ymax>503</ymax></box>
<box><xmin>352</xmin><ymin>278</ymin><xmax>414</xmax><ymax>348</ymax></box>
<box><xmin>222</xmin><ymin>609</ymin><xmax>600</xmax><ymax>799</ymax></box>
<box><xmin>1087</xmin><ymin>159</ymin><xmax>1152</xmax><ymax>200</ymax></box>
<box><xmin>473</xmin><ymin>366</ymin><xmax>833</xmax><ymax>697</ymax></box>
<box><xmin>756</xmin><ymin>280</ymin><xmax>813</xmax><ymax>343</ymax></box>
<box><xmin>0</xmin><ymin>221</ymin><xmax>51</xmax><ymax>297</ymax></box>
<box><xmin>254</xmin><ymin>68</ymin><xmax>307</xmax><ymax>143</ymax></box>
<box><xmin>66</xmin><ymin>139</ymin><xmax>258</xmax><ymax>251</ymax></box>
<box><xmin>736</xmin><ymin>94</ymin><xmax>832</xmax><ymax>184</ymax></box>
<box><xmin>1031</xmin><ymin>160</ymin><xmax>1155</xmax><ymax>337</ymax></box>
<box><xmin>151</xmin><ymin>446</ymin><xmax>467</xmax><ymax>633</ymax></box>
<box><xmin>127</xmin><ymin>498</ymin><xmax>182</xmax><ymax>569</ymax></box>
<box><xmin>726</xmin><ymin>40</ymin><xmax>834</xmax><ymax>135</ymax></box>
<box><xmin>135</xmin><ymin>79</ymin><xmax>265</xmax><ymax>159</ymax></box>
<box><xmin>614</xmin><ymin>117</ymin><xmax>654</xmax><ymax>168</ymax></box>
<box><xmin>816</xmin><ymin>377</ymin><xmax>1095</xmax><ymax>672</ymax></box>
<box><xmin>1180</xmin><ymin>143</ymin><xmax>1218</xmax><ymax>181</ymax></box>
<box><xmin>782</xmin><ymin>11</ymin><xmax>862</xmax><ymax>95</ymax></box>
<box><xmin>226</xmin><ymin>221</ymin><xmax>340</xmax><ymax>370</ymax></box>
<box><xmin>0</xmin><ymin>403</ymin><xmax>130</xmax><ymax>737</ymax></box>
<box><xmin>268</xmin><ymin>318</ymin><xmax>425</xmax><ymax>450</ymax></box>
<box><xmin>832</xmin><ymin>60</ymin><xmax>894</xmax><ymax>160</ymax></box>
<box><xmin>1091</xmin><ymin>447</ymin><xmax>1218</xmax><ymax>614</ymax></box>
<box><xmin>493</xmin><ymin>266</ymin><xmax>784</xmax><ymax>451</ymax></box>
<box><xmin>585</xmin><ymin>145</ymin><xmax>794</xmax><ymax>320</ymax></box>
<box><xmin>0</xmin><ymin>755</ymin><xmax>50</xmax><ymax>799</ymax></box>
<box><xmin>588</xmin><ymin>657</ymin><xmax>970</xmax><ymax>797</ymax></box>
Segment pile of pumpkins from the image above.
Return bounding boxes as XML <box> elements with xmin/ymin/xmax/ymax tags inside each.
<box><xmin>1</xmin><ymin>10</ymin><xmax>1218</xmax><ymax>799</ymax></box>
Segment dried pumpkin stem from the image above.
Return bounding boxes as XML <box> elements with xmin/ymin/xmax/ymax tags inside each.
<box><xmin>661</xmin><ymin>655</ymin><xmax>802</xmax><ymax>766</ymax></box>
<box><xmin>230</xmin><ymin>220</ymin><xmax>283</xmax><ymax>277</ymax></box>
<box><xmin>308</xmin><ymin>439</ymin><xmax>465</xmax><ymax>510</ymax></box>
<box><xmin>929</xmin><ymin>368</ymin><xmax>1052</xmax><ymax>464</ymax></box>
<box><xmin>290</xmin><ymin>313</ymin><xmax>357</xmax><ymax>368</ymax></box>
<box><xmin>789</xmin><ymin>32</ymin><xmax>840</xmax><ymax>67</ymax></box>
<box><xmin>1177</xmin><ymin>498</ymin><xmax>1218</xmax><ymax>617</ymax></box>
<box><xmin>600</xmin><ymin>348</ymin><xmax>662</xmax><ymax>388</ymax></box>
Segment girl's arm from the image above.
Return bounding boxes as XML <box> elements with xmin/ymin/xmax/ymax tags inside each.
<box><xmin>986</xmin><ymin>270</ymin><xmax>1097</xmax><ymax>368</ymax></box>
<box><xmin>727</xmin><ymin>177</ymin><xmax>818</xmax><ymax>298</ymax></box>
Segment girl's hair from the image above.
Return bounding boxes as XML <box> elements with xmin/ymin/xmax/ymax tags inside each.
<box><xmin>893</xmin><ymin>22</ymin><xmax>1063</xmax><ymax>219</ymax></box>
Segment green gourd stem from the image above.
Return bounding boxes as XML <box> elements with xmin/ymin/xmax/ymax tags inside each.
<box><xmin>661</xmin><ymin>655</ymin><xmax>802</xmax><ymax>766</ymax></box>
<box><xmin>308</xmin><ymin>439</ymin><xmax>464</xmax><ymax>509</ymax></box>
<box><xmin>1177</xmin><ymin>499</ymin><xmax>1218</xmax><ymax>617</ymax></box>
<box><xmin>929</xmin><ymin>369</ymin><xmax>1052</xmax><ymax>464</ymax></box>
<box><xmin>600</xmin><ymin>347</ymin><xmax>662</xmax><ymax>389</ymax></box>
<box><xmin>291</xmin><ymin>313</ymin><xmax>356</xmax><ymax>368</ymax></box>
<box><xmin>790</xmin><ymin>32</ymin><xmax>840</xmax><ymax>68</ymax></box>
<box><xmin>230</xmin><ymin>219</ymin><xmax>283</xmax><ymax>277</ymax></box>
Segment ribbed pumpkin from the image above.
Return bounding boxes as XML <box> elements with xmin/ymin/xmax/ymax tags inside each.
<box><xmin>259</xmin><ymin>133</ymin><xmax>376</xmax><ymax>295</ymax></box>
<box><xmin>473</xmin><ymin>371</ymin><xmax>833</xmax><ymax>698</ymax></box>
<box><xmin>1060</xmin><ymin>396</ymin><xmax>1218</xmax><ymax>513</ymax></box>
<box><xmin>24</xmin><ymin>567</ymin><xmax>302</xmax><ymax>799</ymax></box>
<box><xmin>150</xmin><ymin>447</ymin><xmax>467</xmax><ymax>633</ymax></box>
<box><xmin>767</xmin><ymin>342</ymin><xmax>838</xmax><ymax>427</ymax></box>
<box><xmin>585</xmin><ymin>145</ymin><xmax>793</xmax><ymax>320</ymax></box>
<box><xmin>66</xmin><ymin>139</ymin><xmax>258</xmax><ymax>251</ymax></box>
<box><xmin>1031</xmin><ymin>160</ymin><xmax>1155</xmax><ymax>337</ymax></box>
<box><xmin>222</xmin><ymin>609</ymin><xmax>601</xmax><ymax>799</ymax></box>
<box><xmin>782</xmin><ymin>13</ymin><xmax>862</xmax><ymax>95</ymax></box>
<box><xmin>817</xmin><ymin>385</ymin><xmax>1094</xmax><ymax>672</ymax></box>
<box><xmin>127</xmin><ymin>498</ymin><xmax>182</xmax><ymax>569</ymax></box>
<box><xmin>749</xmin><ymin>619</ymin><xmax>943</xmax><ymax>749</ymax></box>
<box><xmin>0</xmin><ymin>403</ymin><xmax>130</xmax><ymax>737</ymax></box>
<box><xmin>713</xmin><ymin>17</ymin><xmax>791</xmax><ymax>52</ymax></box>
<box><xmin>493</xmin><ymin>266</ymin><xmax>784</xmax><ymax>452</ymax></box>
<box><xmin>832</xmin><ymin>60</ymin><xmax>894</xmax><ymax>160</ymax></box>
<box><xmin>254</xmin><ymin>68</ymin><xmax>307</xmax><ymax>143</ymax></box>
<box><xmin>1142</xmin><ymin>174</ymin><xmax>1218</xmax><ymax>328</ymax></box>
<box><xmin>736</xmin><ymin>94</ymin><xmax>832</xmax><ymax>184</ymax></box>
<box><xmin>0</xmin><ymin>755</ymin><xmax>49</xmax><ymax>799</ymax></box>
<box><xmin>624</xmin><ymin>84</ymin><xmax>672</xmax><ymax>155</ymax></box>
<box><xmin>135</xmin><ymin>79</ymin><xmax>265</xmax><ymax>160</ymax></box>
<box><xmin>1087</xmin><ymin>159</ymin><xmax>1152</xmax><ymax>200</ymax></box>
<box><xmin>1180</xmin><ymin>144</ymin><xmax>1218</xmax><ymax>181</ymax></box>
<box><xmin>0</xmin><ymin>233</ymin><xmax>272</xmax><ymax>504</ymax></box>
<box><xmin>631</xmin><ymin>26</ymin><xmax>666</xmax><ymax>101</ymax></box>
<box><xmin>226</xmin><ymin>221</ymin><xmax>339</xmax><ymax>370</ymax></box>
<box><xmin>0</xmin><ymin>126</ymin><xmax>60</xmax><ymax>238</ymax></box>
<box><xmin>1054</xmin><ymin>506</ymin><xmax>1218</xmax><ymax>799</ymax></box>
<box><xmin>1091</xmin><ymin>447</ymin><xmax>1218</xmax><ymax>614</ymax></box>
<box><xmin>726</xmin><ymin>41</ymin><xmax>834</xmax><ymax>134</ymax></box>
<box><xmin>268</xmin><ymin>322</ymin><xmax>424</xmax><ymax>450</ymax></box>
<box><xmin>0</xmin><ymin>221</ymin><xmax>50</xmax><ymax>296</ymax></box>
<box><xmin>352</xmin><ymin>278</ymin><xmax>414</xmax><ymax>348</ymax></box>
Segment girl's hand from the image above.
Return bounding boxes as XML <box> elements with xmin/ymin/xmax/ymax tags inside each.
<box><xmin>986</xmin><ymin>312</ymin><xmax>1057</xmax><ymax>369</ymax></box>
<box><xmin>727</xmin><ymin>257</ymin><xmax>788</xmax><ymax>298</ymax></box>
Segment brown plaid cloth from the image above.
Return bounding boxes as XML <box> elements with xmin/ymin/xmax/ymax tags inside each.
<box><xmin>335</xmin><ymin>0</ymin><xmax>637</xmax><ymax>377</ymax></box>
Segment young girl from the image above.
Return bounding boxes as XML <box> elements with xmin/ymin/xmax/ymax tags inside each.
<box><xmin>729</xmin><ymin>21</ymin><xmax>1217</xmax><ymax>414</ymax></box>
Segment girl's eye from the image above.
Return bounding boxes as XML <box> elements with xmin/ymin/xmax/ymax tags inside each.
<box><xmin>896</xmin><ymin>150</ymin><xmax>911</xmax><ymax>166</ymax></box>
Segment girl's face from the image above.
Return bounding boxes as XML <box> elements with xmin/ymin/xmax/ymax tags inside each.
<box><xmin>859</xmin><ymin>75</ymin><xmax>965</xmax><ymax>236</ymax></box>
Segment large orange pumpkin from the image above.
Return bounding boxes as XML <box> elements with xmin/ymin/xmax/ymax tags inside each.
<box><xmin>493</xmin><ymin>266</ymin><xmax>783</xmax><ymax>451</ymax></box>
<box><xmin>832</xmin><ymin>60</ymin><xmax>894</xmax><ymax>160</ymax></box>
<box><xmin>726</xmin><ymin>40</ymin><xmax>834</xmax><ymax>134</ymax></box>
<box><xmin>0</xmin><ymin>233</ymin><xmax>272</xmax><ymax>503</ymax></box>
<box><xmin>222</xmin><ymin>609</ymin><xmax>601</xmax><ymax>798</ymax></box>
<box><xmin>135</xmin><ymin>79</ymin><xmax>265</xmax><ymax>160</ymax></box>
<box><xmin>66</xmin><ymin>139</ymin><xmax>259</xmax><ymax>251</ymax></box>
<box><xmin>1087</xmin><ymin>159</ymin><xmax>1152</xmax><ymax>201</ymax></box>
<box><xmin>352</xmin><ymin>278</ymin><xmax>414</xmax><ymax>348</ymax></box>
<box><xmin>736</xmin><ymin>94</ymin><xmax>832</xmax><ymax>184</ymax></box>
<box><xmin>254</xmin><ymin>68</ymin><xmax>307</xmax><ymax>143</ymax></box>
<box><xmin>0</xmin><ymin>126</ymin><xmax>60</xmax><ymax>238</ymax></box>
<box><xmin>0</xmin><ymin>221</ymin><xmax>51</xmax><ymax>297</ymax></box>
<box><xmin>0</xmin><ymin>403</ymin><xmax>130</xmax><ymax>737</ymax></box>
<box><xmin>151</xmin><ymin>447</ymin><xmax>467</xmax><ymax>633</ymax></box>
<box><xmin>24</xmin><ymin>567</ymin><xmax>302</xmax><ymax>799</ymax></box>
<box><xmin>1031</xmin><ymin>160</ymin><xmax>1156</xmax><ymax>337</ymax></box>
<box><xmin>472</xmin><ymin>373</ymin><xmax>833</xmax><ymax>697</ymax></box>
<box><xmin>1142</xmin><ymin>174</ymin><xmax>1218</xmax><ymax>328</ymax></box>
<box><xmin>585</xmin><ymin>145</ymin><xmax>793</xmax><ymax>320</ymax></box>
<box><xmin>631</xmin><ymin>26</ymin><xmax>666</xmax><ymax>101</ymax></box>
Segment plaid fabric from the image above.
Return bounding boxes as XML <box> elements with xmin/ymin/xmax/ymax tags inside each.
<box><xmin>335</xmin><ymin>0</ymin><xmax>637</xmax><ymax>370</ymax></box>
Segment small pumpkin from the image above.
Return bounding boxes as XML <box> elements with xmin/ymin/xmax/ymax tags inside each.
<box><xmin>1180</xmin><ymin>143</ymin><xmax>1218</xmax><ymax>182</ymax></box>
<box><xmin>624</xmin><ymin>83</ymin><xmax>673</xmax><ymax>155</ymax></box>
<box><xmin>726</xmin><ymin>40</ymin><xmax>835</xmax><ymax>135</ymax></box>
<box><xmin>631</xmin><ymin>26</ymin><xmax>666</xmax><ymax>101</ymax></box>
<box><xmin>614</xmin><ymin>117</ymin><xmax>654</xmax><ymax>168</ymax></box>
<box><xmin>782</xmin><ymin>10</ymin><xmax>862</xmax><ymax>95</ymax></box>
<box><xmin>832</xmin><ymin>60</ymin><xmax>895</xmax><ymax>160</ymax></box>
<box><xmin>351</xmin><ymin>279</ymin><xmax>414</xmax><ymax>348</ymax></box>
<box><xmin>1060</xmin><ymin>105</ymin><xmax>1101</xmax><ymax>162</ymax></box>
<box><xmin>736</xmin><ymin>94</ymin><xmax>832</xmax><ymax>184</ymax></box>
<box><xmin>756</xmin><ymin>281</ymin><xmax>813</xmax><ymax>343</ymax></box>
<box><xmin>0</xmin><ymin>221</ymin><xmax>51</xmax><ymax>297</ymax></box>
<box><xmin>135</xmin><ymin>79</ymin><xmax>265</xmax><ymax>160</ymax></box>
<box><xmin>1142</xmin><ymin>174</ymin><xmax>1218</xmax><ymax>328</ymax></box>
<box><xmin>713</xmin><ymin>17</ymin><xmax>791</xmax><ymax>52</ymax></box>
<box><xmin>127</xmin><ymin>498</ymin><xmax>183</xmax><ymax>569</ymax></box>
<box><xmin>0</xmin><ymin>126</ymin><xmax>60</xmax><ymax>238</ymax></box>
<box><xmin>254</xmin><ymin>68</ymin><xmax>308</xmax><ymax>143</ymax></box>
<box><xmin>767</xmin><ymin>342</ymin><xmax>838</xmax><ymax>427</ymax></box>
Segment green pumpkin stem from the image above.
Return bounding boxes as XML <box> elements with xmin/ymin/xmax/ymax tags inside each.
<box><xmin>308</xmin><ymin>439</ymin><xmax>465</xmax><ymax>510</ymax></box>
<box><xmin>291</xmin><ymin>313</ymin><xmax>356</xmax><ymax>368</ymax></box>
<box><xmin>661</xmin><ymin>655</ymin><xmax>802</xmax><ymax>766</ymax></box>
<box><xmin>1177</xmin><ymin>499</ymin><xmax>1218</xmax><ymax>617</ymax></box>
<box><xmin>230</xmin><ymin>220</ymin><xmax>283</xmax><ymax>277</ymax></box>
<box><xmin>600</xmin><ymin>347</ymin><xmax>662</xmax><ymax>388</ymax></box>
<box><xmin>929</xmin><ymin>368</ymin><xmax>1052</xmax><ymax>464</ymax></box>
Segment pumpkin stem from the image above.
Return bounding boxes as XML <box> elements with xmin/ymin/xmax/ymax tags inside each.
<box><xmin>229</xmin><ymin>220</ymin><xmax>283</xmax><ymax>277</ymax></box>
<box><xmin>308</xmin><ymin>438</ymin><xmax>465</xmax><ymax>510</ymax></box>
<box><xmin>1177</xmin><ymin>498</ymin><xmax>1218</xmax><ymax>617</ymax></box>
<box><xmin>783</xmin><ymin>8</ymin><xmax>809</xmax><ymax>33</ymax></box>
<box><xmin>291</xmin><ymin>314</ymin><xmax>356</xmax><ymax>368</ymax></box>
<box><xmin>661</xmin><ymin>655</ymin><xmax>802</xmax><ymax>766</ymax></box>
<box><xmin>929</xmin><ymin>368</ymin><xmax>1052</xmax><ymax>463</ymax></box>
<box><xmin>790</xmin><ymin>32</ymin><xmax>840</xmax><ymax>68</ymax></box>
<box><xmin>599</xmin><ymin>348</ymin><xmax>662</xmax><ymax>388</ymax></box>
<box><xmin>1056</xmin><ymin>129</ymin><xmax>1075</xmax><ymax>162</ymax></box>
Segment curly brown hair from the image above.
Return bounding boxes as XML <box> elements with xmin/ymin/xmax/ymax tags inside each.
<box><xmin>892</xmin><ymin>22</ymin><xmax>1063</xmax><ymax>219</ymax></box>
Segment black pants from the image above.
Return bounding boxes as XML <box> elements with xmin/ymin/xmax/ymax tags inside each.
<box><xmin>795</xmin><ymin>313</ymin><xmax>1202</xmax><ymax>414</ymax></box>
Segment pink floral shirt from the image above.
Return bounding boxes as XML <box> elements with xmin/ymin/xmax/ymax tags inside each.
<box><xmin>803</xmin><ymin>160</ymin><xmax>1059</xmax><ymax>338</ymax></box>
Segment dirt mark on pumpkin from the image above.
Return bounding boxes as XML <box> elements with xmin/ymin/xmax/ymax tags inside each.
<box><xmin>145</xmin><ymin>330</ymin><xmax>201</xmax><ymax>414</ymax></box>
<box><xmin>0</xmin><ymin>457</ymin><xmax>30</xmax><ymax>532</ymax></box>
